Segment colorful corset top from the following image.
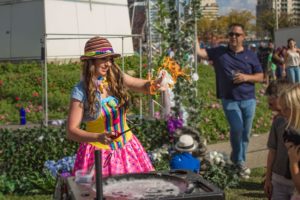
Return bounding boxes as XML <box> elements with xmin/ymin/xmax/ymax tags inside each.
<box><xmin>87</xmin><ymin>96</ymin><xmax>132</xmax><ymax>150</ymax></box>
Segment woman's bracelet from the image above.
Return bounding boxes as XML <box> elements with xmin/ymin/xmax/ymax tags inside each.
<box><xmin>149</xmin><ymin>80</ymin><xmax>159</xmax><ymax>95</ymax></box>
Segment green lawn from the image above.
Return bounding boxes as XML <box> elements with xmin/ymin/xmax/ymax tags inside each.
<box><xmin>0</xmin><ymin>195</ymin><xmax>51</xmax><ymax>200</ymax></box>
<box><xmin>225</xmin><ymin>167</ymin><xmax>267</xmax><ymax>200</ymax></box>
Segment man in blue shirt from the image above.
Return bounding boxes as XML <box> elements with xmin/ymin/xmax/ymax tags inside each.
<box><xmin>170</xmin><ymin>134</ymin><xmax>200</xmax><ymax>173</ymax></box>
<box><xmin>196</xmin><ymin>23</ymin><xmax>263</xmax><ymax>176</ymax></box>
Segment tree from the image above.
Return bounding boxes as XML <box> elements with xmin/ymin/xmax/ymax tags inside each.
<box><xmin>197</xmin><ymin>16</ymin><xmax>216</xmax><ymax>42</ymax></box>
<box><xmin>279</xmin><ymin>12</ymin><xmax>295</xmax><ymax>27</ymax></box>
<box><xmin>226</xmin><ymin>10</ymin><xmax>256</xmax><ymax>33</ymax></box>
<box><xmin>197</xmin><ymin>10</ymin><xmax>255</xmax><ymax>42</ymax></box>
<box><xmin>256</xmin><ymin>10</ymin><xmax>294</xmax><ymax>40</ymax></box>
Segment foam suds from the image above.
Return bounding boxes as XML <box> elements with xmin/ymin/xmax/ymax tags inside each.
<box><xmin>96</xmin><ymin>178</ymin><xmax>185</xmax><ymax>199</ymax></box>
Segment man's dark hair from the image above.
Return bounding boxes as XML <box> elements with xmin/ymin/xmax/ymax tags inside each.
<box><xmin>228</xmin><ymin>23</ymin><xmax>245</xmax><ymax>31</ymax></box>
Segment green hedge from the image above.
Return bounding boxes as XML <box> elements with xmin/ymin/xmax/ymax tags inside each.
<box><xmin>0</xmin><ymin>126</ymin><xmax>78</xmax><ymax>194</ymax></box>
<box><xmin>0</xmin><ymin>116</ymin><xmax>173</xmax><ymax>194</ymax></box>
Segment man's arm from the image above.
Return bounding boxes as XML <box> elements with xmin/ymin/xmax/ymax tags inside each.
<box><xmin>272</xmin><ymin>51</ymin><xmax>284</xmax><ymax>65</ymax></box>
<box><xmin>196</xmin><ymin>39</ymin><xmax>209</xmax><ymax>59</ymax></box>
<box><xmin>264</xmin><ymin>149</ymin><xmax>276</xmax><ymax>199</ymax></box>
<box><xmin>286</xmin><ymin>144</ymin><xmax>300</xmax><ymax>192</ymax></box>
<box><xmin>233</xmin><ymin>72</ymin><xmax>264</xmax><ymax>84</ymax></box>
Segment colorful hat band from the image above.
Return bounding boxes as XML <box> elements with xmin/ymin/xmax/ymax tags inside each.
<box><xmin>84</xmin><ymin>48</ymin><xmax>114</xmax><ymax>57</ymax></box>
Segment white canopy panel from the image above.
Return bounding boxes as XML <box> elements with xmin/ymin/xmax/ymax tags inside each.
<box><xmin>0</xmin><ymin>0</ymin><xmax>134</xmax><ymax>60</ymax></box>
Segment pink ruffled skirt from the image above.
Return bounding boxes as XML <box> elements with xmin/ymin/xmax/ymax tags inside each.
<box><xmin>72</xmin><ymin>135</ymin><xmax>154</xmax><ymax>177</ymax></box>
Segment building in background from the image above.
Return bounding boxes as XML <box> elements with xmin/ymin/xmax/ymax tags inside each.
<box><xmin>257</xmin><ymin>0</ymin><xmax>300</xmax><ymax>25</ymax></box>
<box><xmin>0</xmin><ymin>0</ymin><xmax>133</xmax><ymax>61</ymax></box>
<box><xmin>275</xmin><ymin>26</ymin><xmax>300</xmax><ymax>47</ymax></box>
<box><xmin>127</xmin><ymin>0</ymin><xmax>220</xmax><ymax>51</ymax></box>
<box><xmin>127</xmin><ymin>0</ymin><xmax>146</xmax><ymax>50</ymax></box>
<box><xmin>200</xmin><ymin>0</ymin><xmax>219</xmax><ymax>18</ymax></box>
<box><xmin>294</xmin><ymin>0</ymin><xmax>300</xmax><ymax>23</ymax></box>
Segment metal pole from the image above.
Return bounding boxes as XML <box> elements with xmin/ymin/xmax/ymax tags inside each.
<box><xmin>41</xmin><ymin>35</ymin><xmax>48</xmax><ymax>126</ymax></box>
<box><xmin>176</xmin><ymin>0</ymin><xmax>181</xmax><ymax>57</ymax></box>
<box><xmin>94</xmin><ymin>150</ymin><xmax>103</xmax><ymax>200</ymax></box>
<box><xmin>45</xmin><ymin>33</ymin><xmax>142</xmax><ymax>37</ymax></box>
<box><xmin>139</xmin><ymin>37</ymin><xmax>143</xmax><ymax>119</ymax></box>
<box><xmin>44</xmin><ymin>36</ymin><xmax>48</xmax><ymax>126</ymax></box>
<box><xmin>275</xmin><ymin>0</ymin><xmax>278</xmax><ymax>30</ymax></box>
<box><xmin>147</xmin><ymin>0</ymin><xmax>154</xmax><ymax>117</ymax></box>
<box><xmin>122</xmin><ymin>37</ymin><xmax>124</xmax><ymax>71</ymax></box>
<box><xmin>40</xmin><ymin>38</ymin><xmax>45</xmax><ymax>126</ymax></box>
<box><xmin>131</xmin><ymin>0</ymin><xmax>136</xmax><ymax>28</ymax></box>
<box><xmin>194</xmin><ymin>11</ymin><xmax>198</xmax><ymax>97</ymax></box>
<box><xmin>89</xmin><ymin>0</ymin><xmax>92</xmax><ymax>11</ymax></box>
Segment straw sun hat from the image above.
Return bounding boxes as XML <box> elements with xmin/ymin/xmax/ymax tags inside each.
<box><xmin>80</xmin><ymin>36</ymin><xmax>121</xmax><ymax>61</ymax></box>
<box><xmin>175</xmin><ymin>134</ymin><xmax>198</xmax><ymax>152</ymax></box>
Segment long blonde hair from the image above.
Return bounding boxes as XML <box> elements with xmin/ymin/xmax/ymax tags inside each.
<box><xmin>279</xmin><ymin>84</ymin><xmax>300</xmax><ymax>131</ymax></box>
<box><xmin>81</xmin><ymin>58</ymin><xmax>129</xmax><ymax>116</ymax></box>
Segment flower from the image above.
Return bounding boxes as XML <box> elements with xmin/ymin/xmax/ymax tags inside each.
<box><xmin>206</xmin><ymin>151</ymin><xmax>230</xmax><ymax>165</ymax></box>
<box><xmin>158</xmin><ymin>57</ymin><xmax>189</xmax><ymax>84</ymax></box>
<box><xmin>154</xmin><ymin>111</ymin><xmax>161</xmax><ymax>119</ymax></box>
<box><xmin>37</xmin><ymin>105</ymin><xmax>43</xmax><ymax>111</ymax></box>
<box><xmin>147</xmin><ymin>145</ymin><xmax>170</xmax><ymax>163</ymax></box>
<box><xmin>191</xmin><ymin>73</ymin><xmax>199</xmax><ymax>81</ymax></box>
<box><xmin>25</xmin><ymin>108</ymin><xmax>31</xmax><ymax>113</ymax></box>
<box><xmin>15</xmin><ymin>96</ymin><xmax>20</xmax><ymax>101</ymax></box>
<box><xmin>167</xmin><ymin>115</ymin><xmax>183</xmax><ymax>133</ymax></box>
<box><xmin>38</xmin><ymin>135</ymin><xmax>44</xmax><ymax>141</ymax></box>
<box><xmin>44</xmin><ymin>155</ymin><xmax>76</xmax><ymax>177</ymax></box>
<box><xmin>219</xmin><ymin>134</ymin><xmax>225</xmax><ymax>140</ymax></box>
<box><xmin>32</xmin><ymin>91</ymin><xmax>39</xmax><ymax>97</ymax></box>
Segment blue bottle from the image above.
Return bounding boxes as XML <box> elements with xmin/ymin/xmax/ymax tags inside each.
<box><xmin>20</xmin><ymin>107</ymin><xmax>26</xmax><ymax>125</ymax></box>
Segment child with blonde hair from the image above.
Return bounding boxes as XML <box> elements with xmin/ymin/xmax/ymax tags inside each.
<box><xmin>264</xmin><ymin>80</ymin><xmax>294</xmax><ymax>200</ymax></box>
<box><xmin>279</xmin><ymin>84</ymin><xmax>300</xmax><ymax>200</ymax></box>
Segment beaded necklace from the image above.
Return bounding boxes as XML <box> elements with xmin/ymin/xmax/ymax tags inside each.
<box><xmin>97</xmin><ymin>76</ymin><xmax>118</xmax><ymax>109</ymax></box>
<box><xmin>97</xmin><ymin>76</ymin><xmax>108</xmax><ymax>94</ymax></box>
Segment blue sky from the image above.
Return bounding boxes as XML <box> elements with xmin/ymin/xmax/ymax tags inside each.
<box><xmin>216</xmin><ymin>0</ymin><xmax>257</xmax><ymax>15</ymax></box>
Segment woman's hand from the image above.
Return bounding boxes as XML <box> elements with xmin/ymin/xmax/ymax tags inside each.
<box><xmin>149</xmin><ymin>70</ymin><xmax>167</xmax><ymax>94</ymax></box>
<box><xmin>233</xmin><ymin>72</ymin><xmax>263</xmax><ymax>84</ymax></box>
<box><xmin>233</xmin><ymin>72</ymin><xmax>249</xmax><ymax>84</ymax></box>
<box><xmin>98</xmin><ymin>132</ymin><xmax>113</xmax><ymax>144</ymax></box>
<box><xmin>286</xmin><ymin>142</ymin><xmax>300</xmax><ymax>163</ymax></box>
<box><xmin>263</xmin><ymin>177</ymin><xmax>272</xmax><ymax>200</ymax></box>
<box><xmin>154</xmin><ymin>70</ymin><xmax>166</xmax><ymax>90</ymax></box>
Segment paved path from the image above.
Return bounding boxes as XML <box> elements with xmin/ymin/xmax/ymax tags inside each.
<box><xmin>207</xmin><ymin>133</ymin><xmax>269</xmax><ymax>169</ymax></box>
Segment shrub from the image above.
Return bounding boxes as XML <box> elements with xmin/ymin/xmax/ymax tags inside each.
<box><xmin>0</xmin><ymin>126</ymin><xmax>78</xmax><ymax>194</ymax></box>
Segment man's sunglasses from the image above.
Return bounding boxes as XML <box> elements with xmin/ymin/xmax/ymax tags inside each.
<box><xmin>228</xmin><ymin>32</ymin><xmax>243</xmax><ymax>37</ymax></box>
